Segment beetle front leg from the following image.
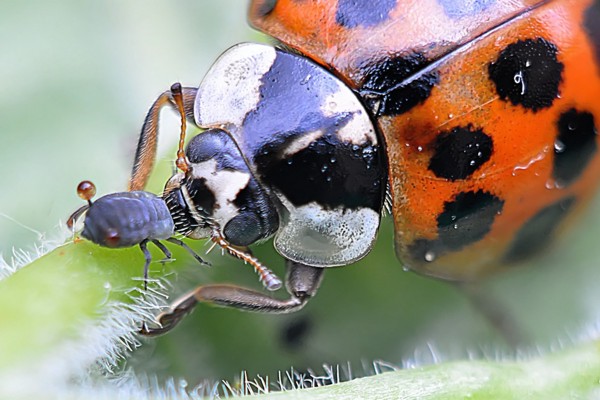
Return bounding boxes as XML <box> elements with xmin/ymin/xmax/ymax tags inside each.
<box><xmin>129</xmin><ymin>85</ymin><xmax>198</xmax><ymax>191</ymax></box>
<box><xmin>140</xmin><ymin>261</ymin><xmax>324</xmax><ymax>336</ymax></box>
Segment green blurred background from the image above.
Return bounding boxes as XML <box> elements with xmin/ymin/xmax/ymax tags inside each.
<box><xmin>0</xmin><ymin>1</ymin><xmax>252</xmax><ymax>256</ymax></box>
<box><xmin>3</xmin><ymin>0</ymin><xmax>600</xmax><ymax>390</ymax></box>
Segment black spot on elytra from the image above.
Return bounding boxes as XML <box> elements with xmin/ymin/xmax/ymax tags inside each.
<box><xmin>408</xmin><ymin>191</ymin><xmax>504</xmax><ymax>261</ymax></box>
<box><xmin>360</xmin><ymin>53</ymin><xmax>439</xmax><ymax>116</ymax></box>
<box><xmin>336</xmin><ymin>0</ymin><xmax>396</xmax><ymax>28</ymax></box>
<box><xmin>584</xmin><ymin>0</ymin><xmax>600</xmax><ymax>68</ymax></box>
<box><xmin>437</xmin><ymin>191</ymin><xmax>504</xmax><ymax>250</ymax></box>
<box><xmin>488</xmin><ymin>38</ymin><xmax>563</xmax><ymax>112</ymax></box>
<box><xmin>428</xmin><ymin>125</ymin><xmax>493</xmax><ymax>180</ymax></box>
<box><xmin>256</xmin><ymin>0</ymin><xmax>278</xmax><ymax>16</ymax></box>
<box><xmin>438</xmin><ymin>0</ymin><xmax>495</xmax><ymax>18</ymax></box>
<box><xmin>553</xmin><ymin>108</ymin><xmax>598</xmax><ymax>186</ymax></box>
<box><xmin>503</xmin><ymin>197</ymin><xmax>575</xmax><ymax>263</ymax></box>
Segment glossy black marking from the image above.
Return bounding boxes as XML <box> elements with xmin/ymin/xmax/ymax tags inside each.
<box><xmin>335</xmin><ymin>0</ymin><xmax>396</xmax><ymax>28</ymax></box>
<box><xmin>428</xmin><ymin>125</ymin><xmax>493</xmax><ymax>180</ymax></box>
<box><xmin>553</xmin><ymin>109</ymin><xmax>598</xmax><ymax>186</ymax></box>
<box><xmin>438</xmin><ymin>0</ymin><xmax>495</xmax><ymax>18</ymax></box>
<box><xmin>488</xmin><ymin>38</ymin><xmax>563</xmax><ymax>112</ymax></box>
<box><xmin>584</xmin><ymin>0</ymin><xmax>600</xmax><ymax>68</ymax></box>
<box><xmin>242</xmin><ymin>50</ymin><xmax>386</xmax><ymax>212</ymax></box>
<box><xmin>437</xmin><ymin>190</ymin><xmax>504</xmax><ymax>251</ymax></box>
<box><xmin>256</xmin><ymin>0</ymin><xmax>278</xmax><ymax>16</ymax></box>
<box><xmin>408</xmin><ymin>190</ymin><xmax>504</xmax><ymax>262</ymax></box>
<box><xmin>503</xmin><ymin>196</ymin><xmax>575</xmax><ymax>263</ymax></box>
<box><xmin>256</xmin><ymin>136</ymin><xmax>384</xmax><ymax>210</ymax></box>
<box><xmin>360</xmin><ymin>54</ymin><xmax>439</xmax><ymax>116</ymax></box>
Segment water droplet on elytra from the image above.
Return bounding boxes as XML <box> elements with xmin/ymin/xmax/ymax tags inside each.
<box><xmin>424</xmin><ymin>251</ymin><xmax>436</xmax><ymax>262</ymax></box>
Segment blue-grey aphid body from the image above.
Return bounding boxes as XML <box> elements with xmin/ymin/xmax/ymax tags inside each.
<box><xmin>82</xmin><ymin>191</ymin><xmax>174</xmax><ymax>248</ymax></box>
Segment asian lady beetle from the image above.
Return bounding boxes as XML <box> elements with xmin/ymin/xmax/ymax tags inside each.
<box><xmin>82</xmin><ymin>0</ymin><xmax>600</xmax><ymax>334</ymax></box>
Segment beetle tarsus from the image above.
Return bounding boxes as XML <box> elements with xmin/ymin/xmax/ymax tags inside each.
<box><xmin>140</xmin><ymin>261</ymin><xmax>323</xmax><ymax>336</ymax></box>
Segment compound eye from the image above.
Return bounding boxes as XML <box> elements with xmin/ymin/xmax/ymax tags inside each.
<box><xmin>77</xmin><ymin>180</ymin><xmax>97</xmax><ymax>202</ymax></box>
<box><xmin>104</xmin><ymin>228</ymin><xmax>121</xmax><ymax>248</ymax></box>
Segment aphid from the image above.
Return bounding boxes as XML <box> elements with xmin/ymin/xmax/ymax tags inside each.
<box><xmin>67</xmin><ymin>179</ymin><xmax>207</xmax><ymax>290</ymax></box>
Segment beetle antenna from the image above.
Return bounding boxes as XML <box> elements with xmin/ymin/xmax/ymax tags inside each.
<box><xmin>170</xmin><ymin>82</ymin><xmax>191</xmax><ymax>174</ymax></box>
<box><xmin>210</xmin><ymin>228</ymin><xmax>282</xmax><ymax>291</ymax></box>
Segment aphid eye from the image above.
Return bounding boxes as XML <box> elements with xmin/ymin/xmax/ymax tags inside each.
<box><xmin>104</xmin><ymin>228</ymin><xmax>121</xmax><ymax>248</ymax></box>
<box><xmin>77</xmin><ymin>180</ymin><xmax>97</xmax><ymax>203</ymax></box>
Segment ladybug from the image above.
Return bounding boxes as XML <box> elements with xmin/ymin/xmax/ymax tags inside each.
<box><xmin>245</xmin><ymin>0</ymin><xmax>600</xmax><ymax>279</ymax></box>
<box><xmin>77</xmin><ymin>0</ymin><xmax>600</xmax><ymax>335</ymax></box>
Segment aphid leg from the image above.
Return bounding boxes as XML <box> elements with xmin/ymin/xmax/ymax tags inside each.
<box><xmin>140</xmin><ymin>261</ymin><xmax>324</xmax><ymax>336</ymax></box>
<box><xmin>165</xmin><ymin>237</ymin><xmax>210</xmax><ymax>266</ymax></box>
<box><xmin>458</xmin><ymin>282</ymin><xmax>528</xmax><ymax>348</ymax></box>
<box><xmin>151</xmin><ymin>240</ymin><xmax>172</xmax><ymax>262</ymax></box>
<box><xmin>129</xmin><ymin>85</ymin><xmax>198</xmax><ymax>191</ymax></box>
<box><xmin>139</xmin><ymin>239</ymin><xmax>152</xmax><ymax>291</ymax></box>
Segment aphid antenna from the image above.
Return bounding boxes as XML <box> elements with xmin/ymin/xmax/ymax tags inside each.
<box><xmin>66</xmin><ymin>180</ymin><xmax>98</xmax><ymax>229</ymax></box>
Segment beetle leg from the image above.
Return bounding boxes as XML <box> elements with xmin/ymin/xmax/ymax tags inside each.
<box><xmin>128</xmin><ymin>86</ymin><xmax>198</xmax><ymax>191</ymax></box>
<box><xmin>139</xmin><ymin>261</ymin><xmax>324</xmax><ymax>336</ymax></box>
<box><xmin>458</xmin><ymin>282</ymin><xmax>527</xmax><ymax>347</ymax></box>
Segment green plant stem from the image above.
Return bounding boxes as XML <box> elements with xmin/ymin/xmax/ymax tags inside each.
<box><xmin>1</xmin><ymin>242</ymin><xmax>600</xmax><ymax>399</ymax></box>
